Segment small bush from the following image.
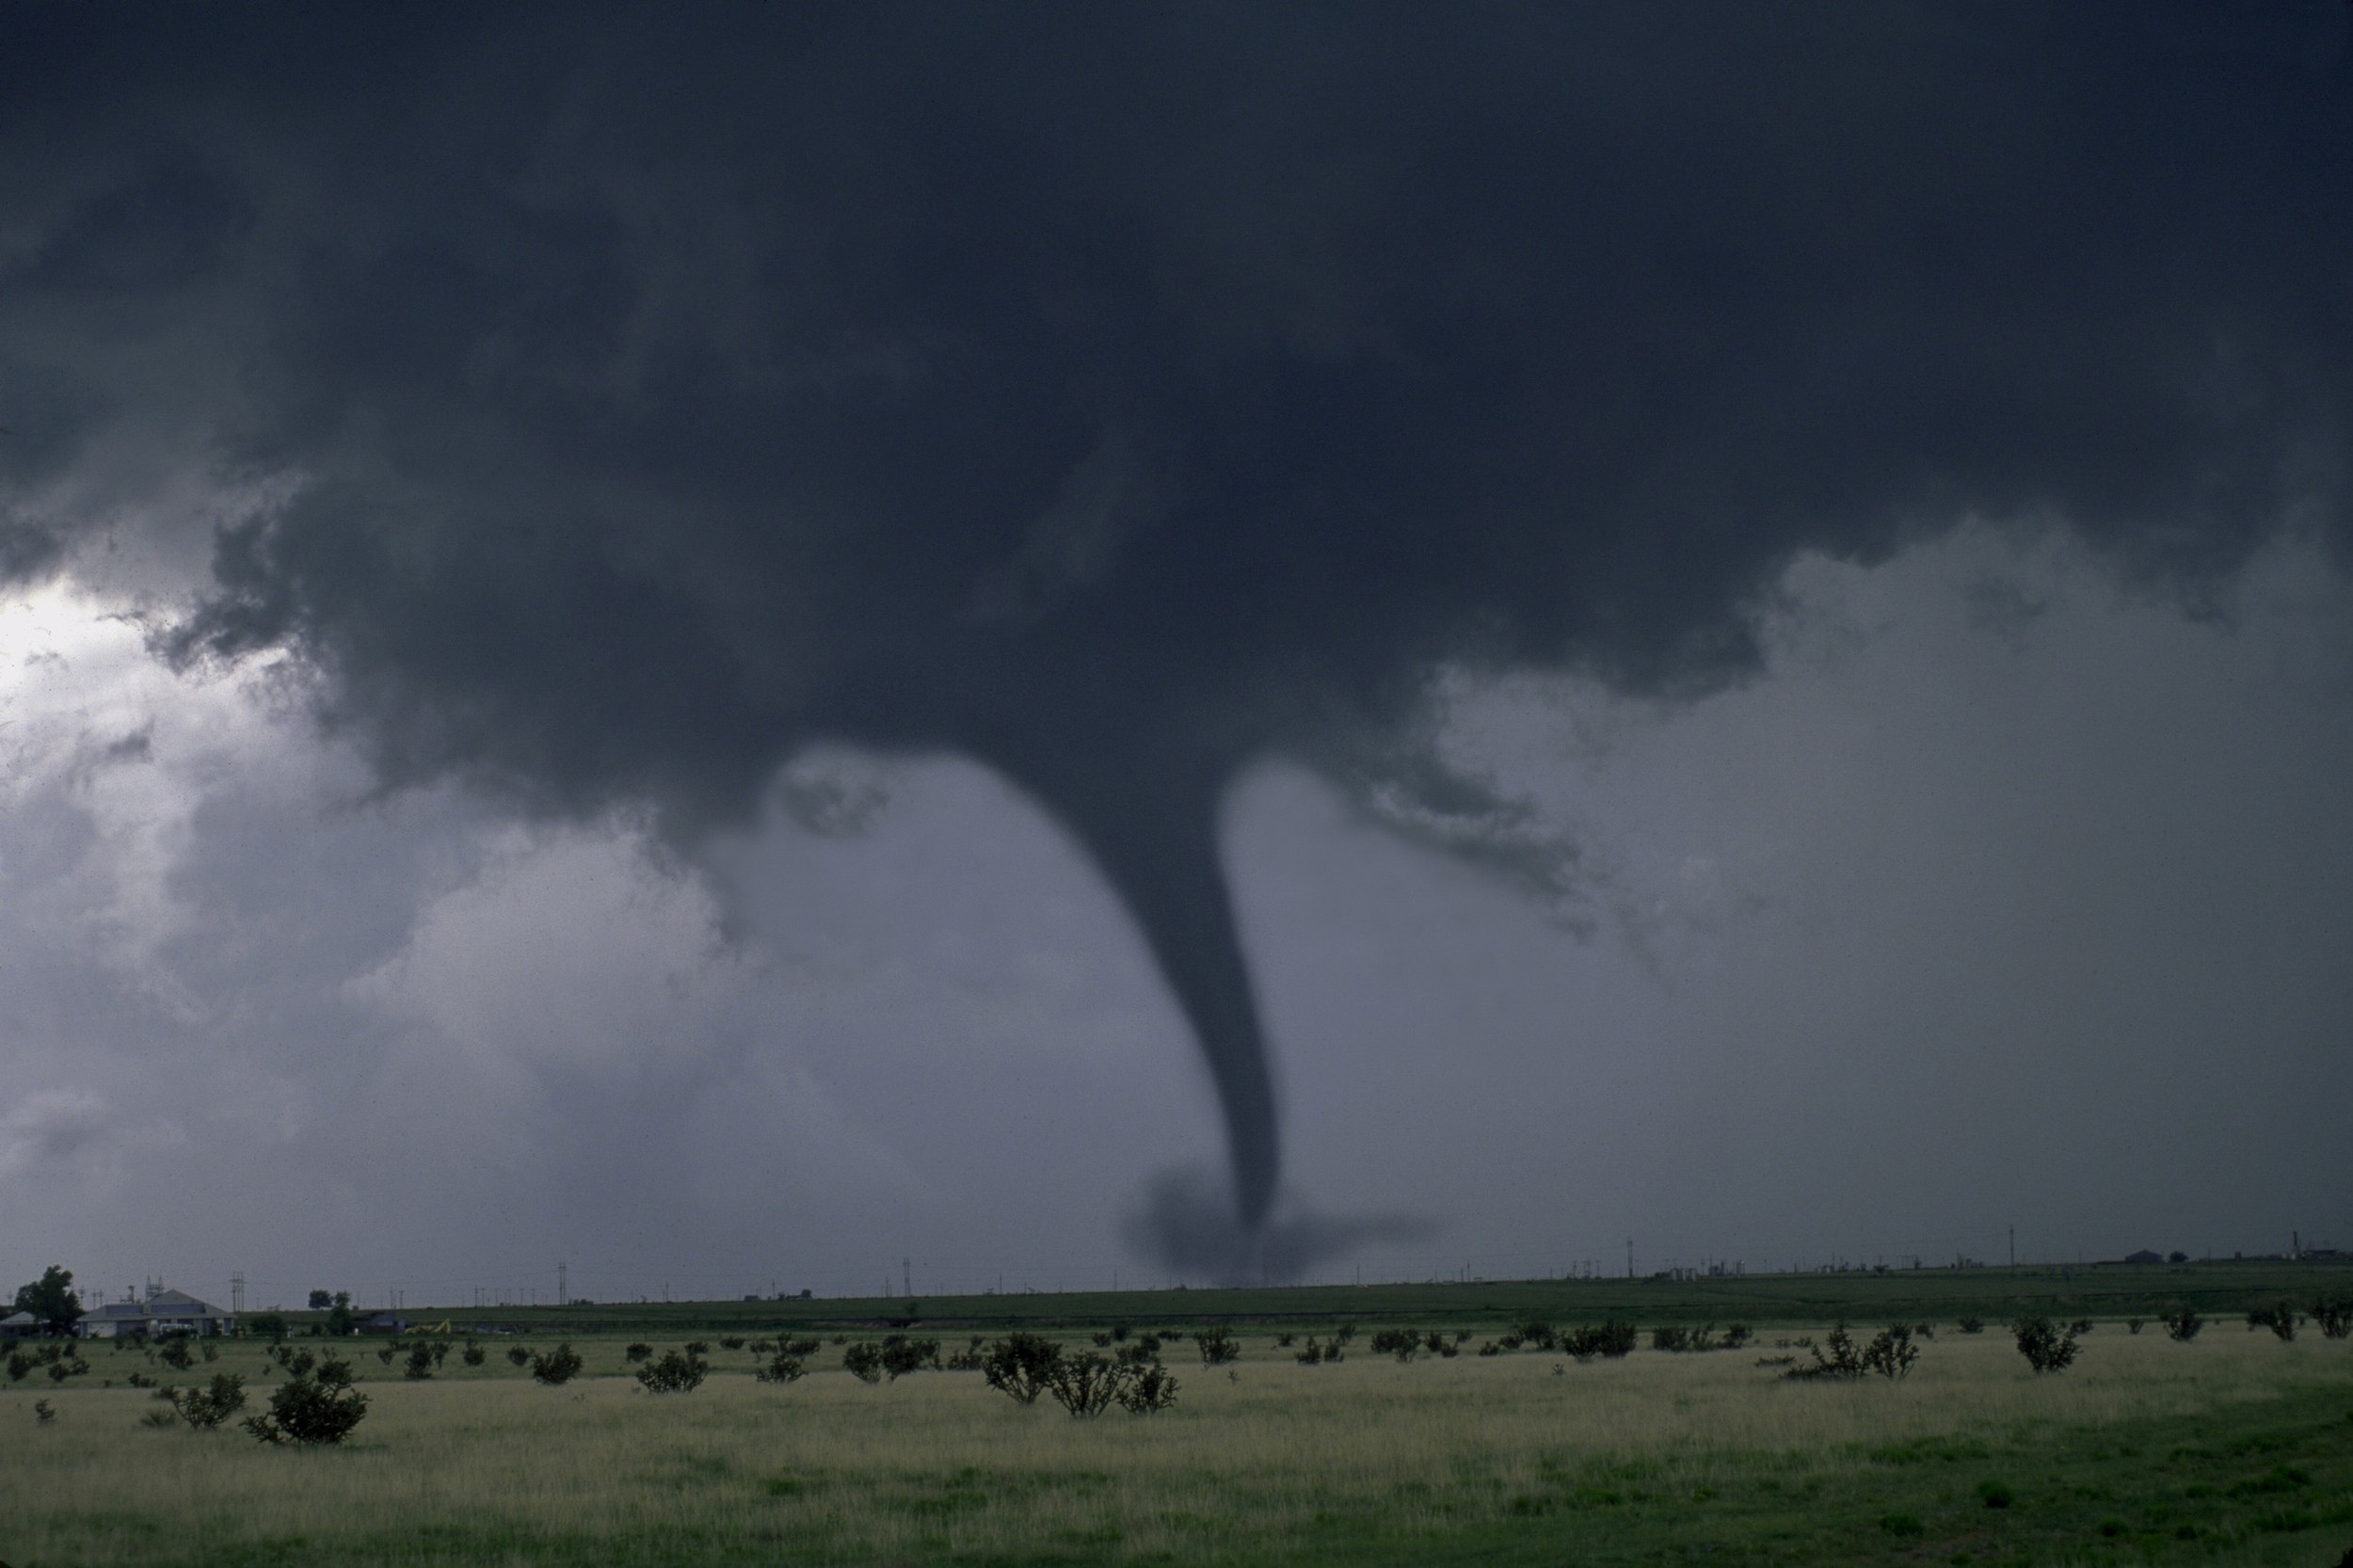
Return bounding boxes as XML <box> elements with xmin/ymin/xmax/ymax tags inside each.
<box><xmin>1862</xmin><ymin>1324</ymin><xmax>1918</xmax><ymax>1380</ymax></box>
<box><xmin>243</xmin><ymin>1313</ymin><xmax>288</xmax><ymax>1343</ymax></box>
<box><xmin>719</xmin><ymin>1336</ymin><xmax>745</xmax><ymax>1351</ymax></box>
<box><xmin>1116</xmin><ymin>1361</ymin><xmax>1179</xmax><ymax>1414</ymax></box>
<box><xmin>2249</xmin><ymin>1303</ymin><xmax>2299</xmax><ymax>1342</ymax></box>
<box><xmin>624</xmin><ymin>1342</ymin><xmax>653</xmax><ymax>1364</ymax></box>
<box><xmin>757</xmin><ymin>1337</ymin><xmax>822</xmax><ymax>1384</ymax></box>
<box><xmin>1513</xmin><ymin>1320</ymin><xmax>1559</xmax><ymax>1351</ymax></box>
<box><xmin>635</xmin><ymin>1347</ymin><xmax>707</xmax><ymax>1394</ymax></box>
<box><xmin>403</xmin><ymin>1341</ymin><xmax>437</xmax><ymax>1380</ymax></box>
<box><xmin>1786</xmin><ymin>1323</ymin><xmax>1865</xmax><ymax>1380</ymax></box>
<box><xmin>1333</xmin><ymin>1324</ymin><xmax>1357</xmax><ymax>1347</ymax></box>
<box><xmin>2312</xmin><ymin>1298</ymin><xmax>2352</xmax><ymax>1339</ymax></box>
<box><xmin>1977</xmin><ymin>1480</ymin><xmax>2014</xmax><ymax>1510</ymax></box>
<box><xmin>1561</xmin><ymin>1320</ymin><xmax>1639</xmax><ymax>1362</ymax></box>
<box><xmin>1721</xmin><ymin>1323</ymin><xmax>1753</xmax><ymax>1350</ymax></box>
<box><xmin>841</xmin><ymin>1341</ymin><xmax>885</xmax><ymax>1384</ymax></box>
<box><xmin>1956</xmin><ymin>1316</ymin><xmax>1984</xmax><ymax>1335</ymax></box>
<box><xmin>2163</xmin><ymin>1305</ymin><xmax>2203</xmax><ymax>1342</ymax></box>
<box><xmin>162</xmin><ymin>1373</ymin><xmax>248</xmax><ymax>1430</ymax></box>
<box><xmin>683</xmin><ymin>1340</ymin><xmax>710</xmax><ymax>1357</ymax></box>
<box><xmin>1651</xmin><ymin>1325</ymin><xmax>1690</xmax><ymax>1352</ymax></box>
<box><xmin>1880</xmin><ymin>1512</ymin><xmax>1924</xmax><ymax>1538</ymax></box>
<box><xmin>245</xmin><ymin>1356</ymin><xmax>368</xmax><ymax>1445</ymax></box>
<box><xmin>505</xmin><ymin>1345</ymin><xmax>532</xmax><ymax>1366</ymax></box>
<box><xmin>981</xmin><ymin>1334</ymin><xmax>1060</xmax><ymax>1403</ymax></box>
<box><xmin>530</xmin><ymin>1344</ymin><xmax>584</xmax><ymax>1385</ymax></box>
<box><xmin>1275</xmin><ymin>1333</ymin><xmax>1294</xmax><ymax>1348</ymax></box>
<box><xmin>2011</xmin><ymin>1315</ymin><xmax>2082</xmax><ymax>1374</ymax></box>
<box><xmin>34</xmin><ymin>1399</ymin><xmax>56</xmax><ymax>1424</ymax></box>
<box><xmin>879</xmin><ymin>1336</ymin><xmax>938</xmax><ymax>1379</ymax></box>
<box><xmin>158</xmin><ymin>1337</ymin><xmax>195</xmax><ymax>1371</ymax></box>
<box><xmin>461</xmin><ymin>1342</ymin><xmax>486</xmax><ymax>1367</ymax></box>
<box><xmin>1370</xmin><ymin>1328</ymin><xmax>1422</xmax><ymax>1363</ymax></box>
<box><xmin>1295</xmin><ymin>1337</ymin><xmax>1325</xmax><ymax>1365</ymax></box>
<box><xmin>1045</xmin><ymin>1352</ymin><xmax>1124</xmax><ymax>1416</ymax></box>
<box><xmin>1194</xmin><ymin>1326</ymin><xmax>1240</xmax><ymax>1366</ymax></box>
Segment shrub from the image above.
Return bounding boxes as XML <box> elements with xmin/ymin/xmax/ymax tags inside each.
<box><xmin>2249</xmin><ymin>1303</ymin><xmax>2298</xmax><ymax>1342</ymax></box>
<box><xmin>1333</xmin><ymin>1323</ymin><xmax>1357</xmax><ymax>1347</ymax></box>
<box><xmin>1513</xmin><ymin>1320</ymin><xmax>1559</xmax><ymax>1351</ymax></box>
<box><xmin>244</xmin><ymin>1313</ymin><xmax>288</xmax><ymax>1343</ymax></box>
<box><xmin>375</xmin><ymin>1346</ymin><xmax>395</xmax><ymax>1365</ymax></box>
<box><xmin>2011</xmin><ymin>1315</ymin><xmax>2082</xmax><ymax>1373</ymax></box>
<box><xmin>1956</xmin><ymin>1316</ymin><xmax>1984</xmax><ymax>1335</ymax></box>
<box><xmin>1194</xmin><ymin>1326</ymin><xmax>1240</xmax><ymax>1366</ymax></box>
<box><xmin>879</xmin><ymin>1336</ymin><xmax>939</xmax><ymax>1380</ymax></box>
<box><xmin>841</xmin><ymin>1341</ymin><xmax>885</xmax><ymax>1384</ymax></box>
<box><xmin>1721</xmin><ymin>1323</ymin><xmax>1753</xmax><ymax>1350</ymax></box>
<box><xmin>1046</xmin><ymin>1352</ymin><xmax>1124</xmax><ymax>1416</ymax></box>
<box><xmin>624</xmin><ymin>1342</ymin><xmax>653</xmax><ymax>1364</ymax></box>
<box><xmin>530</xmin><ymin>1343</ymin><xmax>584</xmax><ymax>1385</ymax></box>
<box><xmin>1426</xmin><ymin>1330</ymin><xmax>1458</xmax><ymax>1357</ymax></box>
<box><xmin>1786</xmin><ymin>1323</ymin><xmax>1865</xmax><ymax>1380</ymax></box>
<box><xmin>1977</xmin><ymin>1479</ymin><xmax>2013</xmax><ymax>1510</ymax></box>
<box><xmin>1116</xmin><ymin>1361</ymin><xmax>1179</xmax><ymax>1414</ymax></box>
<box><xmin>2163</xmin><ymin>1305</ymin><xmax>2203</xmax><ymax>1341</ymax></box>
<box><xmin>505</xmin><ymin>1345</ymin><xmax>532</xmax><ymax>1366</ymax></box>
<box><xmin>758</xmin><ymin>1337</ymin><xmax>822</xmax><ymax>1384</ymax></box>
<box><xmin>34</xmin><ymin>1399</ymin><xmax>56</xmax><ymax>1424</ymax></box>
<box><xmin>403</xmin><ymin>1341</ymin><xmax>438</xmax><ymax>1380</ymax></box>
<box><xmin>2312</xmin><ymin>1298</ymin><xmax>2352</xmax><ymax>1339</ymax></box>
<box><xmin>2126</xmin><ymin>1318</ymin><xmax>2144</xmax><ymax>1335</ymax></box>
<box><xmin>636</xmin><ymin>1347</ymin><xmax>707</xmax><ymax>1394</ymax></box>
<box><xmin>162</xmin><ymin>1373</ymin><xmax>248</xmax><ymax>1430</ymax></box>
<box><xmin>158</xmin><ymin>1337</ymin><xmax>195</xmax><ymax>1371</ymax></box>
<box><xmin>1275</xmin><ymin>1332</ymin><xmax>1294</xmax><ymax>1348</ymax></box>
<box><xmin>1295</xmin><ymin>1337</ymin><xmax>1324</xmax><ymax>1365</ymax></box>
<box><xmin>462</xmin><ymin>1342</ymin><xmax>486</xmax><ymax>1367</ymax></box>
<box><xmin>245</xmin><ymin>1356</ymin><xmax>368</xmax><ymax>1445</ymax></box>
<box><xmin>719</xmin><ymin>1336</ymin><xmax>745</xmax><ymax>1351</ymax></box>
<box><xmin>1561</xmin><ymin>1320</ymin><xmax>1639</xmax><ymax>1362</ymax></box>
<box><xmin>683</xmin><ymin>1340</ymin><xmax>710</xmax><ymax>1357</ymax></box>
<box><xmin>1369</xmin><ymin>1328</ymin><xmax>1422</xmax><ymax>1363</ymax></box>
<box><xmin>981</xmin><ymin>1334</ymin><xmax>1060</xmax><ymax>1403</ymax></box>
<box><xmin>1862</xmin><ymin>1324</ymin><xmax>1918</xmax><ymax>1380</ymax></box>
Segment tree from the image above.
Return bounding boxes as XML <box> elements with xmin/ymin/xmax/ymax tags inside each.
<box><xmin>12</xmin><ymin>1266</ymin><xmax>84</xmax><ymax>1336</ymax></box>
<box><xmin>2011</xmin><ymin>1315</ymin><xmax>2083</xmax><ymax>1373</ymax></box>
<box><xmin>324</xmin><ymin>1292</ymin><xmax>355</xmax><ymax>1336</ymax></box>
<box><xmin>981</xmin><ymin>1333</ymin><xmax>1061</xmax><ymax>1404</ymax></box>
<box><xmin>530</xmin><ymin>1344</ymin><xmax>584</xmax><ymax>1385</ymax></box>
<box><xmin>307</xmin><ymin>1290</ymin><xmax>333</xmax><ymax>1311</ymax></box>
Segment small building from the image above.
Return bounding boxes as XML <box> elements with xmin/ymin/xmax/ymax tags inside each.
<box><xmin>76</xmin><ymin>1290</ymin><xmax>235</xmax><ymax>1338</ymax></box>
<box><xmin>2121</xmin><ymin>1249</ymin><xmax>2166</xmax><ymax>1266</ymax></box>
<box><xmin>0</xmin><ymin>1310</ymin><xmax>40</xmax><ymax>1337</ymax></box>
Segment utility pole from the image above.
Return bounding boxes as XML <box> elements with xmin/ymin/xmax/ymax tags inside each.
<box><xmin>231</xmin><ymin>1272</ymin><xmax>245</xmax><ymax>1315</ymax></box>
<box><xmin>903</xmin><ymin>1256</ymin><xmax>911</xmax><ymax>1298</ymax></box>
<box><xmin>557</xmin><ymin>1262</ymin><xmax>568</xmax><ymax>1306</ymax></box>
<box><xmin>2008</xmin><ymin>1226</ymin><xmax>2016</xmax><ymax>1270</ymax></box>
<box><xmin>1626</xmin><ymin>1238</ymin><xmax>1634</xmax><ymax>1279</ymax></box>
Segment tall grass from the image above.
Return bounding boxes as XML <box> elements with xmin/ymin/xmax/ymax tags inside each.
<box><xmin>3</xmin><ymin>1328</ymin><xmax>2345</xmax><ymax>1565</ymax></box>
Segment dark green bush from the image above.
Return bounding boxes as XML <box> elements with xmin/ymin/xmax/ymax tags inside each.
<box><xmin>1045</xmin><ymin>1352</ymin><xmax>1124</xmax><ymax>1416</ymax></box>
<box><xmin>1194</xmin><ymin>1326</ymin><xmax>1240</xmax><ymax>1366</ymax></box>
<box><xmin>2011</xmin><ymin>1315</ymin><xmax>2082</xmax><ymax>1373</ymax></box>
<box><xmin>162</xmin><ymin>1373</ymin><xmax>248</xmax><ymax>1430</ymax></box>
<box><xmin>245</xmin><ymin>1356</ymin><xmax>367</xmax><ymax>1445</ymax></box>
<box><xmin>980</xmin><ymin>1334</ymin><xmax>1060</xmax><ymax>1403</ymax></box>
<box><xmin>2163</xmin><ymin>1305</ymin><xmax>2203</xmax><ymax>1341</ymax></box>
<box><xmin>530</xmin><ymin>1343</ymin><xmax>584</xmax><ymax>1385</ymax></box>
<box><xmin>841</xmin><ymin>1341</ymin><xmax>885</xmax><ymax>1383</ymax></box>
<box><xmin>878</xmin><ymin>1336</ymin><xmax>938</xmax><ymax>1379</ymax></box>
<box><xmin>1861</xmin><ymin>1324</ymin><xmax>1917</xmax><ymax>1380</ymax></box>
<box><xmin>635</xmin><ymin>1347</ymin><xmax>707</xmax><ymax>1394</ymax></box>
<box><xmin>1956</xmin><ymin>1316</ymin><xmax>1984</xmax><ymax>1335</ymax></box>
<box><xmin>1369</xmin><ymin>1328</ymin><xmax>1422</xmax><ymax>1362</ymax></box>
<box><xmin>158</xmin><ymin>1337</ymin><xmax>195</xmax><ymax>1371</ymax></box>
<box><xmin>2312</xmin><ymin>1298</ymin><xmax>2352</xmax><ymax>1339</ymax></box>
<box><xmin>505</xmin><ymin>1345</ymin><xmax>532</xmax><ymax>1366</ymax></box>
<box><xmin>2249</xmin><ymin>1303</ymin><xmax>2298</xmax><ymax>1342</ymax></box>
<box><xmin>1786</xmin><ymin>1323</ymin><xmax>1865</xmax><ymax>1380</ymax></box>
<box><xmin>624</xmin><ymin>1342</ymin><xmax>653</xmax><ymax>1363</ymax></box>
<box><xmin>1561</xmin><ymin>1320</ymin><xmax>1639</xmax><ymax>1361</ymax></box>
<box><xmin>403</xmin><ymin>1341</ymin><xmax>437</xmax><ymax>1380</ymax></box>
<box><xmin>757</xmin><ymin>1337</ymin><xmax>822</xmax><ymax>1384</ymax></box>
<box><xmin>461</xmin><ymin>1342</ymin><xmax>486</xmax><ymax>1366</ymax></box>
<box><xmin>1115</xmin><ymin>1361</ymin><xmax>1179</xmax><ymax>1414</ymax></box>
<box><xmin>719</xmin><ymin>1336</ymin><xmax>745</xmax><ymax>1351</ymax></box>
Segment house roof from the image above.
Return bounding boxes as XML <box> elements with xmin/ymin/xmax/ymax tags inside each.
<box><xmin>0</xmin><ymin>1310</ymin><xmax>37</xmax><ymax>1328</ymax></box>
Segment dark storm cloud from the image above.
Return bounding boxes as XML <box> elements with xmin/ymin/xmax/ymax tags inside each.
<box><xmin>5</xmin><ymin>4</ymin><xmax>2348</xmax><ymax>1238</ymax></box>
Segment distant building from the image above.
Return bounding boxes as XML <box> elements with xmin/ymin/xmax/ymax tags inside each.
<box><xmin>2121</xmin><ymin>1249</ymin><xmax>2165</xmax><ymax>1266</ymax></box>
<box><xmin>0</xmin><ymin>1310</ymin><xmax>40</xmax><ymax>1337</ymax></box>
<box><xmin>76</xmin><ymin>1288</ymin><xmax>235</xmax><ymax>1338</ymax></box>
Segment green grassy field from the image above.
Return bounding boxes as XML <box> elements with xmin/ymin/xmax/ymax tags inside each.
<box><xmin>317</xmin><ymin>1260</ymin><xmax>2353</xmax><ymax>1339</ymax></box>
<box><xmin>5</xmin><ymin>1310</ymin><xmax>2349</xmax><ymax>1566</ymax></box>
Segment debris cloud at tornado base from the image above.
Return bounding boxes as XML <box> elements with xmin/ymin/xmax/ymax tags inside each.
<box><xmin>5</xmin><ymin>6</ymin><xmax>2348</xmax><ymax>1255</ymax></box>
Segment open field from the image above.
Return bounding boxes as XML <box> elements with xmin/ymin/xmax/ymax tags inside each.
<box><xmin>292</xmin><ymin>1260</ymin><xmax>2353</xmax><ymax>1338</ymax></box>
<box><xmin>5</xmin><ymin>1316</ymin><xmax>2349</xmax><ymax>1566</ymax></box>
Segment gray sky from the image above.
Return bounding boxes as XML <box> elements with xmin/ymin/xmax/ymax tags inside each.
<box><xmin>3</xmin><ymin>5</ymin><xmax>2349</xmax><ymax>1307</ymax></box>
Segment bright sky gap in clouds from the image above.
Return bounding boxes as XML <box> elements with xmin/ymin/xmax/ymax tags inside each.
<box><xmin>2</xmin><ymin>6</ymin><xmax>2349</xmax><ymax>1305</ymax></box>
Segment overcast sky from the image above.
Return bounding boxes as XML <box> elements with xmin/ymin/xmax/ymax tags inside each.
<box><xmin>4</xmin><ymin>6</ymin><xmax>2349</xmax><ymax>1310</ymax></box>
